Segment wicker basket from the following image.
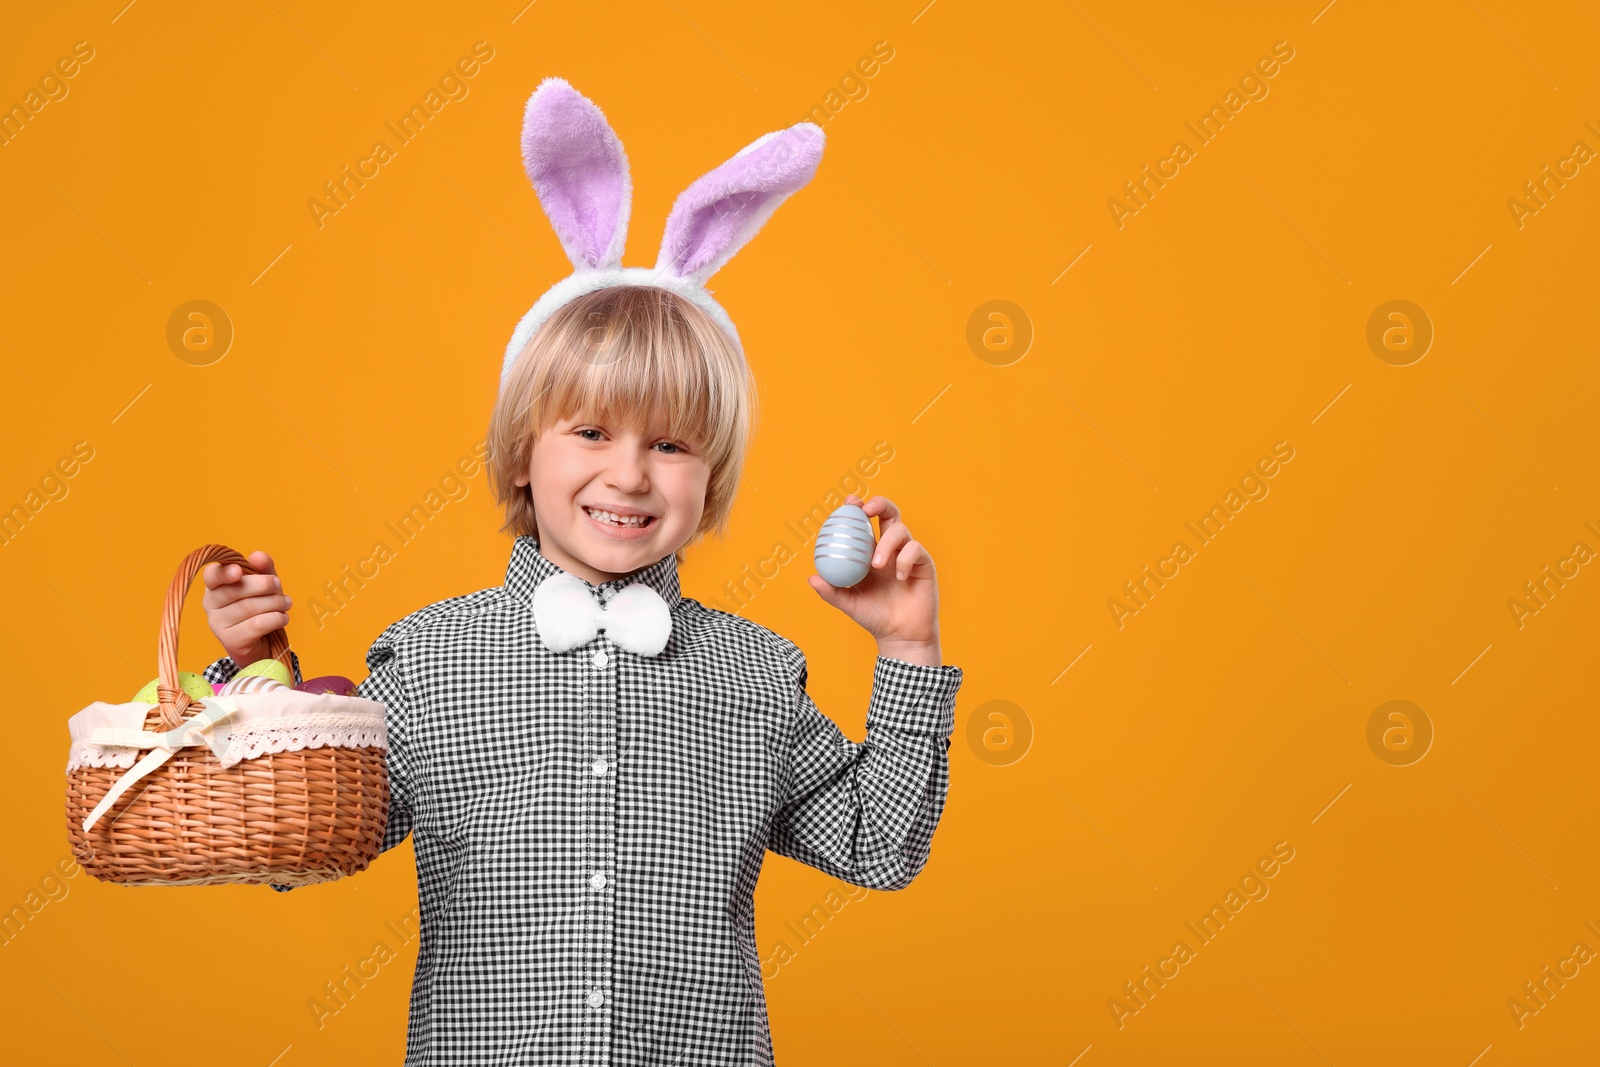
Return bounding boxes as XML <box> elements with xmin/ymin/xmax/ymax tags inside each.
<box><xmin>65</xmin><ymin>544</ymin><xmax>389</xmax><ymax>887</ymax></box>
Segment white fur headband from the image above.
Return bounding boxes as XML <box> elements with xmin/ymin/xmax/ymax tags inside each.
<box><xmin>500</xmin><ymin>77</ymin><xmax>826</xmax><ymax>394</ymax></box>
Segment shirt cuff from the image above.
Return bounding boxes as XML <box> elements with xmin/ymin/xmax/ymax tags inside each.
<box><xmin>201</xmin><ymin>649</ymin><xmax>303</xmax><ymax>687</ymax></box>
<box><xmin>866</xmin><ymin>655</ymin><xmax>963</xmax><ymax>738</ymax></box>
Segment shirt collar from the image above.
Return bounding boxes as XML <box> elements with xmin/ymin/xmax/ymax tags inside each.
<box><xmin>504</xmin><ymin>535</ymin><xmax>682</xmax><ymax>612</ymax></box>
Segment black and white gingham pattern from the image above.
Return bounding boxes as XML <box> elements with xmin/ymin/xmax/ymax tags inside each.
<box><xmin>205</xmin><ymin>535</ymin><xmax>963</xmax><ymax>1065</ymax></box>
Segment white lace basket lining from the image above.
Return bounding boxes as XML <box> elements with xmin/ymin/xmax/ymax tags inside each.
<box><xmin>66</xmin><ymin>688</ymin><xmax>387</xmax><ymax>775</ymax></box>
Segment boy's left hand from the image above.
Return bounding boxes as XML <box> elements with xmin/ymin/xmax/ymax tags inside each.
<box><xmin>807</xmin><ymin>494</ymin><xmax>943</xmax><ymax>666</ymax></box>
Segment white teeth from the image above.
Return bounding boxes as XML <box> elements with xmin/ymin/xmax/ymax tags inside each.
<box><xmin>586</xmin><ymin>507</ymin><xmax>650</xmax><ymax>527</ymax></box>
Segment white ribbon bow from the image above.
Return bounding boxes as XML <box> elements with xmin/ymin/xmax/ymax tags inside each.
<box><xmin>79</xmin><ymin>696</ymin><xmax>241</xmax><ymax>833</ymax></box>
<box><xmin>530</xmin><ymin>573</ymin><xmax>672</xmax><ymax>656</ymax></box>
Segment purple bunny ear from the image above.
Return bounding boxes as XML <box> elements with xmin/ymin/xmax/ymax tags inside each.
<box><xmin>656</xmin><ymin>123</ymin><xmax>824</xmax><ymax>285</ymax></box>
<box><xmin>520</xmin><ymin>78</ymin><xmax>632</xmax><ymax>271</ymax></box>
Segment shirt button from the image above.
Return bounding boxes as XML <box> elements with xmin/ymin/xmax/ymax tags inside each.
<box><xmin>592</xmin><ymin>649</ymin><xmax>608</xmax><ymax>669</ymax></box>
<box><xmin>586</xmin><ymin>989</ymin><xmax>604</xmax><ymax>1009</ymax></box>
<box><xmin>589</xmin><ymin>872</ymin><xmax>607</xmax><ymax>890</ymax></box>
<box><xmin>591</xmin><ymin>758</ymin><xmax>608</xmax><ymax>776</ymax></box>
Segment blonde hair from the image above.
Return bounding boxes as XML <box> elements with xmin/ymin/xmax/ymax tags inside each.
<box><xmin>487</xmin><ymin>285</ymin><xmax>757</xmax><ymax>568</ymax></box>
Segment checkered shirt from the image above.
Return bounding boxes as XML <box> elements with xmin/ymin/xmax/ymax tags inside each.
<box><xmin>204</xmin><ymin>534</ymin><xmax>964</xmax><ymax>1065</ymax></box>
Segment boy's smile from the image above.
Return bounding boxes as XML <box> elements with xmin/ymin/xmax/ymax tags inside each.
<box><xmin>517</xmin><ymin>414</ymin><xmax>710</xmax><ymax>586</ymax></box>
<box><xmin>580</xmin><ymin>503</ymin><xmax>659</xmax><ymax>539</ymax></box>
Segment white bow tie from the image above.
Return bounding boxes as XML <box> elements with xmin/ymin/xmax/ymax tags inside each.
<box><xmin>530</xmin><ymin>572</ymin><xmax>672</xmax><ymax>657</ymax></box>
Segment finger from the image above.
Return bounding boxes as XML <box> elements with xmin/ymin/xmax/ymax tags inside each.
<box><xmin>807</xmin><ymin>573</ymin><xmax>856</xmax><ymax>611</ymax></box>
<box><xmin>229</xmin><ymin>611</ymin><xmax>291</xmax><ymax>645</ymax></box>
<box><xmin>849</xmin><ymin>492</ymin><xmax>903</xmax><ymax>526</ymax></box>
<box><xmin>213</xmin><ymin>598</ymin><xmax>293</xmax><ymax>634</ymax></box>
<box><xmin>236</xmin><ymin>573</ymin><xmax>282</xmax><ymax>597</ymax></box>
<box><xmin>872</xmin><ymin>522</ymin><xmax>912</xmax><ymax>571</ymax></box>
<box><xmin>201</xmin><ymin>562</ymin><xmax>237</xmax><ymax>590</ymax></box>
<box><xmin>845</xmin><ymin>494</ymin><xmax>906</xmax><ymax>547</ymax></box>
<box><xmin>210</xmin><ymin>552</ymin><xmax>277</xmax><ymax>587</ymax></box>
<box><xmin>858</xmin><ymin>494</ymin><xmax>896</xmax><ymax>520</ymax></box>
<box><xmin>212</xmin><ymin>592</ymin><xmax>293</xmax><ymax>627</ymax></box>
<box><xmin>863</xmin><ymin>495</ymin><xmax>904</xmax><ymax>538</ymax></box>
<box><xmin>207</xmin><ymin>551</ymin><xmax>276</xmax><ymax>587</ymax></box>
<box><xmin>202</xmin><ymin>563</ymin><xmax>251</xmax><ymax>596</ymax></box>
<box><xmin>894</xmin><ymin>540</ymin><xmax>930</xmax><ymax>580</ymax></box>
<box><xmin>205</xmin><ymin>572</ymin><xmax>281</xmax><ymax>604</ymax></box>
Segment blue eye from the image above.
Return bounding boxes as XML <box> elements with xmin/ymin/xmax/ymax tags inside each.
<box><xmin>576</xmin><ymin>427</ymin><xmax>688</xmax><ymax>454</ymax></box>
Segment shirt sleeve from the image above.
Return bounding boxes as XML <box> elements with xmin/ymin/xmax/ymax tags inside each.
<box><xmin>201</xmin><ymin>649</ymin><xmax>304</xmax><ymax>686</ymax></box>
<box><xmin>362</xmin><ymin>624</ymin><xmax>417</xmax><ymax>860</ymax></box>
<box><xmin>203</xmin><ymin>636</ymin><xmax>414</xmax><ymax>894</ymax></box>
<box><xmin>766</xmin><ymin>644</ymin><xmax>963</xmax><ymax>891</ymax></box>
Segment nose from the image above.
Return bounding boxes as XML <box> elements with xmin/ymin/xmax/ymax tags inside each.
<box><xmin>605</xmin><ymin>442</ymin><xmax>650</xmax><ymax>493</ymax></box>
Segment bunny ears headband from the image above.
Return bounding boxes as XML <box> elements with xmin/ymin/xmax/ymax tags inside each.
<box><xmin>500</xmin><ymin>78</ymin><xmax>826</xmax><ymax>394</ymax></box>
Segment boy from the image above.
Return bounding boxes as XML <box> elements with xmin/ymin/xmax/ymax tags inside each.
<box><xmin>203</xmin><ymin>79</ymin><xmax>964</xmax><ymax>1066</ymax></box>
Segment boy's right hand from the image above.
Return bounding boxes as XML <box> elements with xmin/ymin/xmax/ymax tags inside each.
<box><xmin>202</xmin><ymin>550</ymin><xmax>293</xmax><ymax>667</ymax></box>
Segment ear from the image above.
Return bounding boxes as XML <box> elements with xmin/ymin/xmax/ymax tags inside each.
<box><xmin>655</xmin><ymin>122</ymin><xmax>824</xmax><ymax>286</ymax></box>
<box><xmin>520</xmin><ymin>77</ymin><xmax>632</xmax><ymax>271</ymax></box>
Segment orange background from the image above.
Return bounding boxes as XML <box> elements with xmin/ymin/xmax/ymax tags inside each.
<box><xmin>4</xmin><ymin>1</ymin><xmax>1599</xmax><ymax>1064</ymax></box>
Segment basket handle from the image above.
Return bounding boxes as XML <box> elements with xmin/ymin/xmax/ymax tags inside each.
<box><xmin>156</xmin><ymin>545</ymin><xmax>292</xmax><ymax>730</ymax></box>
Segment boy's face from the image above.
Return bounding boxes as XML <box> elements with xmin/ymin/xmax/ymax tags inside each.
<box><xmin>516</xmin><ymin>411</ymin><xmax>710</xmax><ymax>586</ymax></box>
